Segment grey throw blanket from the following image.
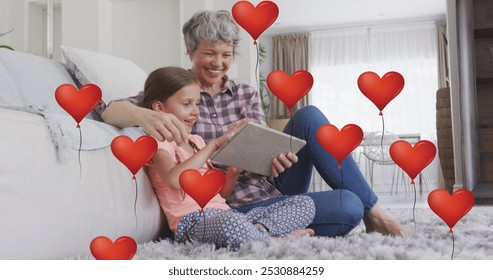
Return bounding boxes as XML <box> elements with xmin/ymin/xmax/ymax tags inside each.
<box><xmin>3</xmin><ymin>105</ymin><xmax>146</xmax><ymax>161</ymax></box>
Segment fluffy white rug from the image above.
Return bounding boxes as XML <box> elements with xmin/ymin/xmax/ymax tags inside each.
<box><xmin>110</xmin><ymin>206</ymin><xmax>493</xmax><ymax>260</ymax></box>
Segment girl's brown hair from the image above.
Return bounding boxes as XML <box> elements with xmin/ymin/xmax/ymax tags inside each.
<box><xmin>141</xmin><ymin>66</ymin><xmax>199</xmax><ymax>109</ymax></box>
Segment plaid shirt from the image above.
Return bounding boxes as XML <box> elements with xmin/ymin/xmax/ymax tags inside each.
<box><xmin>95</xmin><ymin>77</ymin><xmax>283</xmax><ymax>208</ymax></box>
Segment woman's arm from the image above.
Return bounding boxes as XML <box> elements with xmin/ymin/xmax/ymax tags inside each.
<box><xmin>220</xmin><ymin>167</ymin><xmax>242</xmax><ymax>198</ymax></box>
<box><xmin>102</xmin><ymin>100</ymin><xmax>188</xmax><ymax>144</ymax></box>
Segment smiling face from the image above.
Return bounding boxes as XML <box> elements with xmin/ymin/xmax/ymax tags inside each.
<box><xmin>154</xmin><ymin>83</ymin><xmax>201</xmax><ymax>133</ymax></box>
<box><xmin>188</xmin><ymin>40</ymin><xmax>234</xmax><ymax>89</ymax></box>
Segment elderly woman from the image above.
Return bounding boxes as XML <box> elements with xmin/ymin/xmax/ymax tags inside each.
<box><xmin>99</xmin><ymin>10</ymin><xmax>406</xmax><ymax>237</ymax></box>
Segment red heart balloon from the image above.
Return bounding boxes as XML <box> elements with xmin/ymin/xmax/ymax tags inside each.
<box><xmin>428</xmin><ymin>189</ymin><xmax>474</xmax><ymax>232</ymax></box>
<box><xmin>90</xmin><ymin>236</ymin><xmax>137</xmax><ymax>260</ymax></box>
<box><xmin>357</xmin><ymin>71</ymin><xmax>404</xmax><ymax>116</ymax></box>
<box><xmin>111</xmin><ymin>135</ymin><xmax>158</xmax><ymax>179</ymax></box>
<box><xmin>232</xmin><ymin>1</ymin><xmax>279</xmax><ymax>44</ymax></box>
<box><xmin>316</xmin><ymin>124</ymin><xmax>363</xmax><ymax>169</ymax></box>
<box><xmin>266</xmin><ymin>70</ymin><xmax>314</xmax><ymax>114</ymax></box>
<box><xmin>179</xmin><ymin>169</ymin><xmax>226</xmax><ymax>210</ymax></box>
<box><xmin>389</xmin><ymin>140</ymin><xmax>436</xmax><ymax>184</ymax></box>
<box><xmin>55</xmin><ymin>83</ymin><xmax>102</xmax><ymax>127</ymax></box>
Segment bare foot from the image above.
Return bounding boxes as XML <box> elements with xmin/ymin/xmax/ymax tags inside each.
<box><xmin>363</xmin><ymin>205</ymin><xmax>409</xmax><ymax>236</ymax></box>
<box><xmin>289</xmin><ymin>228</ymin><xmax>315</xmax><ymax>238</ymax></box>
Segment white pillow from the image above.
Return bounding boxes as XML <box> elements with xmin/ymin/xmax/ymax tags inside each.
<box><xmin>0</xmin><ymin>48</ymin><xmax>75</xmax><ymax>114</ymax></box>
<box><xmin>60</xmin><ymin>45</ymin><xmax>147</xmax><ymax>105</ymax></box>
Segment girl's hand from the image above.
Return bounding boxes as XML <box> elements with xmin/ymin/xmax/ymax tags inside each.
<box><xmin>211</xmin><ymin>118</ymin><xmax>249</xmax><ymax>150</ymax></box>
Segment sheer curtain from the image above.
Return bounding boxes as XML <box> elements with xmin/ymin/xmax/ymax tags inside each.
<box><xmin>310</xmin><ymin>21</ymin><xmax>438</xmax><ymax>140</ymax></box>
<box><xmin>309</xmin><ymin>21</ymin><xmax>440</xmax><ymax>189</ymax></box>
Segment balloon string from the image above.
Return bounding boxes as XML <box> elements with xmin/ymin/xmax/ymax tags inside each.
<box><xmin>381</xmin><ymin>114</ymin><xmax>385</xmax><ymax>146</ymax></box>
<box><xmin>134</xmin><ymin>179</ymin><xmax>138</xmax><ymax>231</ymax></box>
<box><xmin>272</xmin><ymin>115</ymin><xmax>295</xmax><ymax>201</ymax></box>
<box><xmin>289</xmin><ymin>114</ymin><xmax>294</xmax><ymax>152</ymax></box>
<box><xmin>412</xmin><ymin>182</ymin><xmax>417</xmax><ymax>233</ymax></box>
<box><xmin>78</xmin><ymin>126</ymin><xmax>82</xmax><ymax>180</ymax></box>
<box><xmin>451</xmin><ymin>231</ymin><xmax>455</xmax><ymax>260</ymax></box>
<box><xmin>380</xmin><ymin>114</ymin><xmax>385</xmax><ymax>164</ymax></box>
<box><xmin>202</xmin><ymin>211</ymin><xmax>206</xmax><ymax>259</ymax></box>
<box><xmin>255</xmin><ymin>43</ymin><xmax>260</xmax><ymax>98</ymax></box>
<box><xmin>340</xmin><ymin>167</ymin><xmax>344</xmax><ymax>213</ymax></box>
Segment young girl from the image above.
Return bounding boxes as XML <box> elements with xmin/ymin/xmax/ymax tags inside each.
<box><xmin>143</xmin><ymin>67</ymin><xmax>315</xmax><ymax>249</ymax></box>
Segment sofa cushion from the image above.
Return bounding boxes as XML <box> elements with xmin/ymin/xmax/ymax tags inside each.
<box><xmin>61</xmin><ymin>45</ymin><xmax>147</xmax><ymax>106</ymax></box>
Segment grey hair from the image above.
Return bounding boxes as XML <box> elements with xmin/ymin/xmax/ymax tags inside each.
<box><xmin>182</xmin><ymin>10</ymin><xmax>241</xmax><ymax>55</ymax></box>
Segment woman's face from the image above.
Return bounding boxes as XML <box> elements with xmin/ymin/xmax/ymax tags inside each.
<box><xmin>156</xmin><ymin>83</ymin><xmax>201</xmax><ymax>134</ymax></box>
<box><xmin>189</xmin><ymin>40</ymin><xmax>234</xmax><ymax>88</ymax></box>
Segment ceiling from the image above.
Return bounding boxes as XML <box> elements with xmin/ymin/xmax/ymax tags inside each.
<box><xmin>262</xmin><ymin>0</ymin><xmax>447</xmax><ymax>34</ymax></box>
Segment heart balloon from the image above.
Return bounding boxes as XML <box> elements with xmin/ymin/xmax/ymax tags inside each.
<box><xmin>357</xmin><ymin>71</ymin><xmax>404</xmax><ymax>116</ymax></box>
<box><xmin>428</xmin><ymin>189</ymin><xmax>474</xmax><ymax>233</ymax></box>
<box><xmin>179</xmin><ymin>169</ymin><xmax>226</xmax><ymax>211</ymax></box>
<box><xmin>232</xmin><ymin>1</ymin><xmax>279</xmax><ymax>44</ymax></box>
<box><xmin>111</xmin><ymin>135</ymin><xmax>158</xmax><ymax>179</ymax></box>
<box><xmin>389</xmin><ymin>140</ymin><xmax>436</xmax><ymax>184</ymax></box>
<box><xmin>90</xmin><ymin>236</ymin><xmax>137</xmax><ymax>260</ymax></box>
<box><xmin>55</xmin><ymin>83</ymin><xmax>102</xmax><ymax>127</ymax></box>
<box><xmin>266</xmin><ymin>70</ymin><xmax>314</xmax><ymax>115</ymax></box>
<box><xmin>316</xmin><ymin>124</ymin><xmax>363</xmax><ymax>169</ymax></box>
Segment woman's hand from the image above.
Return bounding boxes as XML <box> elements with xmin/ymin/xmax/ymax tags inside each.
<box><xmin>137</xmin><ymin>109</ymin><xmax>189</xmax><ymax>144</ymax></box>
<box><xmin>102</xmin><ymin>101</ymin><xmax>189</xmax><ymax>144</ymax></box>
<box><xmin>271</xmin><ymin>152</ymin><xmax>298</xmax><ymax>177</ymax></box>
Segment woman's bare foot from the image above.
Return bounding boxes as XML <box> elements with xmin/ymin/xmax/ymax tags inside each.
<box><xmin>363</xmin><ymin>205</ymin><xmax>409</xmax><ymax>236</ymax></box>
<box><xmin>289</xmin><ymin>228</ymin><xmax>315</xmax><ymax>238</ymax></box>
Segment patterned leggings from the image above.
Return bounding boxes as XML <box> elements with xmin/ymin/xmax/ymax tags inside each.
<box><xmin>174</xmin><ymin>195</ymin><xmax>315</xmax><ymax>249</ymax></box>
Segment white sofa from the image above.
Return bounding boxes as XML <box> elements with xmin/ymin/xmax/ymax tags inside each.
<box><xmin>0</xmin><ymin>47</ymin><xmax>165</xmax><ymax>259</ymax></box>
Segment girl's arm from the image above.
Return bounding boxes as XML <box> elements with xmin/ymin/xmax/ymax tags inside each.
<box><xmin>154</xmin><ymin>119</ymin><xmax>249</xmax><ymax>190</ymax></box>
<box><xmin>153</xmin><ymin>140</ymin><xmax>221</xmax><ymax>190</ymax></box>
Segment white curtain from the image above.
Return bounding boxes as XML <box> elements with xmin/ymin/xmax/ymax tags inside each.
<box><xmin>310</xmin><ymin>21</ymin><xmax>438</xmax><ymax>141</ymax></box>
<box><xmin>309</xmin><ymin>21</ymin><xmax>441</xmax><ymax>190</ymax></box>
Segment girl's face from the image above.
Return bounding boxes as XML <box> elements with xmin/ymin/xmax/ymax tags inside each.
<box><xmin>154</xmin><ymin>83</ymin><xmax>201</xmax><ymax>133</ymax></box>
<box><xmin>189</xmin><ymin>40</ymin><xmax>233</xmax><ymax>88</ymax></box>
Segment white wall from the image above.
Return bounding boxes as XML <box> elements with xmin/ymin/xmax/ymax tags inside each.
<box><xmin>111</xmin><ymin>0</ymin><xmax>181</xmax><ymax>73</ymax></box>
<box><xmin>61</xmin><ymin>0</ymin><xmax>102</xmax><ymax>52</ymax></box>
<box><xmin>2</xmin><ymin>0</ymin><xmax>258</xmax><ymax>84</ymax></box>
<box><xmin>4</xmin><ymin>0</ymin><xmax>27</xmax><ymax>51</ymax></box>
<box><xmin>0</xmin><ymin>0</ymin><xmax>10</xmax><ymax>47</ymax></box>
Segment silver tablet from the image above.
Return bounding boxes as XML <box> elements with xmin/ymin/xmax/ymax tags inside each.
<box><xmin>211</xmin><ymin>122</ymin><xmax>307</xmax><ymax>176</ymax></box>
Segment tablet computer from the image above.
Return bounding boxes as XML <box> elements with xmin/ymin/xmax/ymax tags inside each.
<box><xmin>211</xmin><ymin>121</ymin><xmax>306</xmax><ymax>176</ymax></box>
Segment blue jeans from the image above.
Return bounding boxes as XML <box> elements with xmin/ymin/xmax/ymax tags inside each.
<box><xmin>237</xmin><ymin>106</ymin><xmax>378</xmax><ymax>237</ymax></box>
